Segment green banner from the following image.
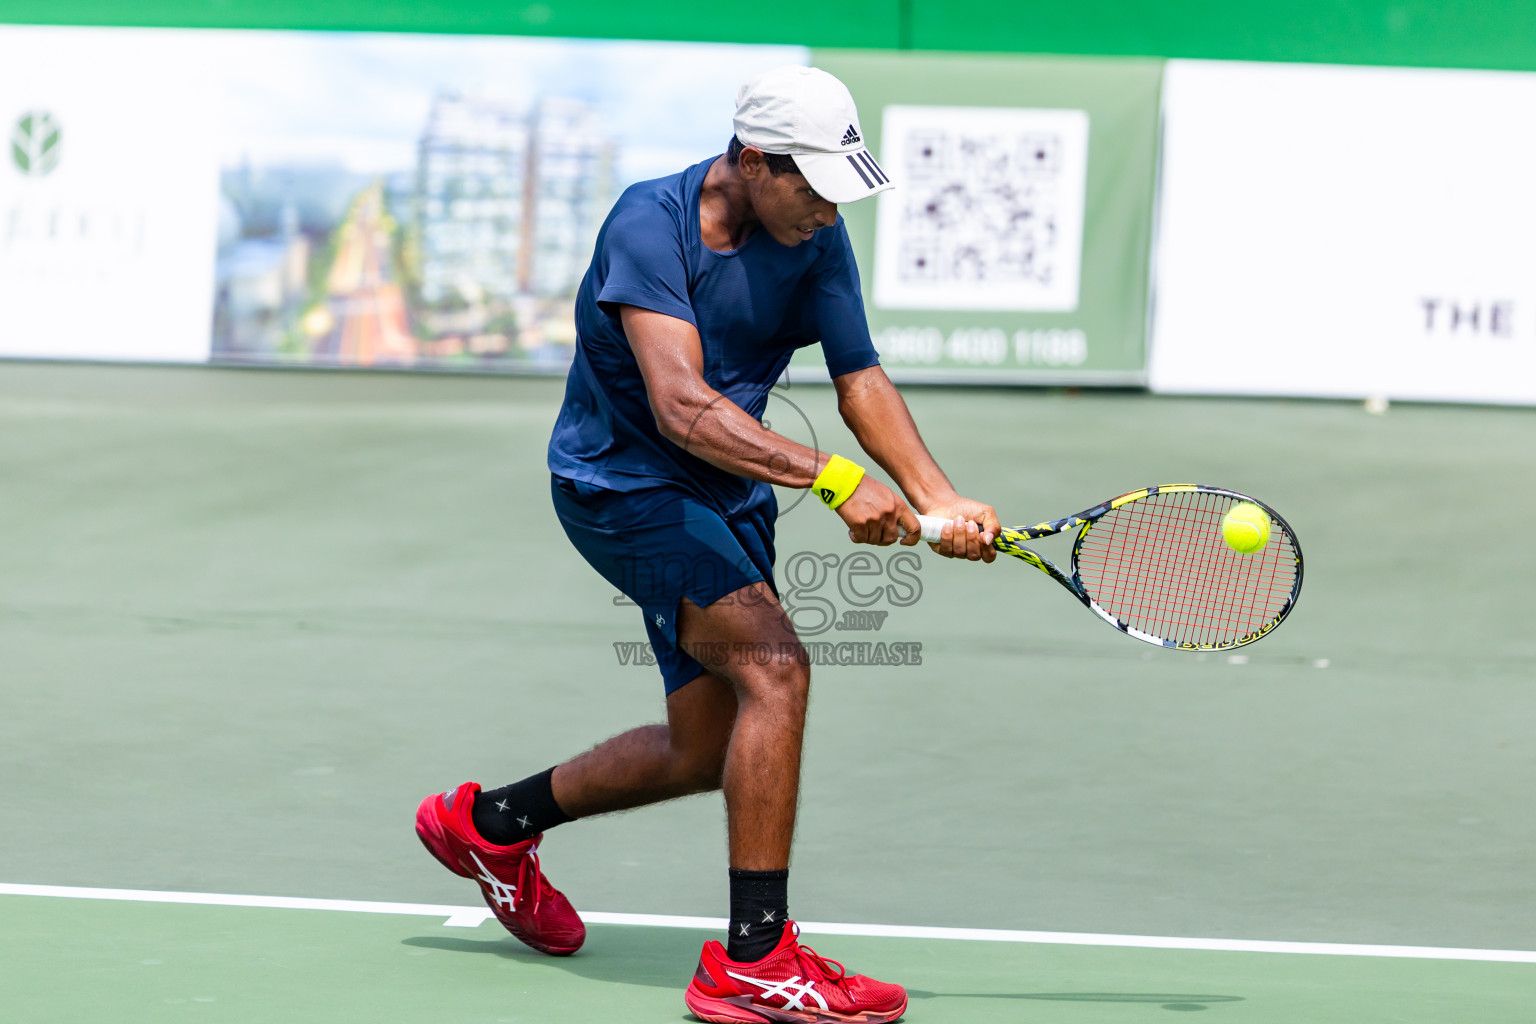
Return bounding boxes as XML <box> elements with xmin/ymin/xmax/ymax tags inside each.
<box><xmin>798</xmin><ymin>50</ymin><xmax>1162</xmax><ymax>384</ymax></box>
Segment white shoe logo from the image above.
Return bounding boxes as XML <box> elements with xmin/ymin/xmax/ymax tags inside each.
<box><xmin>725</xmin><ymin>970</ymin><xmax>828</xmax><ymax>1012</ymax></box>
<box><xmin>468</xmin><ymin>850</ymin><xmax>518</xmax><ymax>910</ymax></box>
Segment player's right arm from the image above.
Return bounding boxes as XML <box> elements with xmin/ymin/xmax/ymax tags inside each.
<box><xmin>621</xmin><ymin>305</ymin><xmax>917</xmax><ymax>543</ymax></box>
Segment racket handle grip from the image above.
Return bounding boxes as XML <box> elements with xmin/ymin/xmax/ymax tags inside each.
<box><xmin>908</xmin><ymin>514</ymin><xmax>952</xmax><ymax>544</ymax></box>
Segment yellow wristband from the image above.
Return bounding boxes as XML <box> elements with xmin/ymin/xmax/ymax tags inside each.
<box><xmin>812</xmin><ymin>454</ymin><xmax>866</xmax><ymax>510</ymax></box>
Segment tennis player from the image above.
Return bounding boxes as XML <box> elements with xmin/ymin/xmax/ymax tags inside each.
<box><xmin>417</xmin><ymin>65</ymin><xmax>999</xmax><ymax>1023</ymax></box>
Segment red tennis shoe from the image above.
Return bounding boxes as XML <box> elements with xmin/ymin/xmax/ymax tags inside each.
<box><xmin>414</xmin><ymin>782</ymin><xmax>585</xmax><ymax>955</ymax></box>
<box><xmin>685</xmin><ymin>921</ymin><xmax>907</xmax><ymax>1023</ymax></box>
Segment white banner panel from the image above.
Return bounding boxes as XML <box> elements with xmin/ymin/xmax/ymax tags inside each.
<box><xmin>1152</xmin><ymin>60</ymin><xmax>1536</xmax><ymax>404</ymax></box>
<box><xmin>0</xmin><ymin>27</ymin><xmax>220</xmax><ymax>362</ymax></box>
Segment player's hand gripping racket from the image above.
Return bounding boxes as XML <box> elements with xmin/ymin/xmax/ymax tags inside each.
<box><xmin>910</xmin><ymin>484</ymin><xmax>1302</xmax><ymax>651</ymax></box>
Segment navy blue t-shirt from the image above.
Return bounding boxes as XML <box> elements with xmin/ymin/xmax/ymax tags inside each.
<box><xmin>547</xmin><ymin>156</ymin><xmax>880</xmax><ymax>515</ymax></box>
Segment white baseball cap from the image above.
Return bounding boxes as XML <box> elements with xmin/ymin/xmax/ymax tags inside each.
<box><xmin>733</xmin><ymin>65</ymin><xmax>894</xmax><ymax>205</ymax></box>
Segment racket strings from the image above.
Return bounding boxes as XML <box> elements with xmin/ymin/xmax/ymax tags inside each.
<box><xmin>1075</xmin><ymin>491</ymin><xmax>1296</xmax><ymax>646</ymax></box>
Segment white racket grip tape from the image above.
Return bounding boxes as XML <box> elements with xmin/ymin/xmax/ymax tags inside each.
<box><xmin>910</xmin><ymin>514</ymin><xmax>951</xmax><ymax>544</ymax></box>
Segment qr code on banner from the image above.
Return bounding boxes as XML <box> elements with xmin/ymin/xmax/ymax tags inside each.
<box><xmin>872</xmin><ymin>106</ymin><xmax>1090</xmax><ymax>312</ymax></box>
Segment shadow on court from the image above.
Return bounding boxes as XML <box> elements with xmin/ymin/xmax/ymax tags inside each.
<box><xmin>402</xmin><ymin>931</ymin><xmax>1245</xmax><ymax>1012</ymax></box>
<box><xmin>908</xmin><ymin>989</ymin><xmax>1245</xmax><ymax>1011</ymax></box>
<box><xmin>403</xmin><ymin>925</ymin><xmax>713</xmax><ymax>989</ymax></box>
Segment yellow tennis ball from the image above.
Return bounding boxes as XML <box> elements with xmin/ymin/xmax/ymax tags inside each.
<box><xmin>1222</xmin><ymin>502</ymin><xmax>1271</xmax><ymax>554</ymax></box>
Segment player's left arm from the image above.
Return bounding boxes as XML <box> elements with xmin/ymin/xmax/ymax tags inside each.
<box><xmin>834</xmin><ymin>365</ymin><xmax>1000</xmax><ymax>562</ymax></box>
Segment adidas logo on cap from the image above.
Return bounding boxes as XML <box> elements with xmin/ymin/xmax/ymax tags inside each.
<box><xmin>840</xmin><ymin>124</ymin><xmax>861</xmax><ymax>147</ymax></box>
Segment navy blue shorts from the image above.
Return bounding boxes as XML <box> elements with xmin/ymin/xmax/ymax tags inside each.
<box><xmin>551</xmin><ymin>474</ymin><xmax>778</xmax><ymax>694</ymax></box>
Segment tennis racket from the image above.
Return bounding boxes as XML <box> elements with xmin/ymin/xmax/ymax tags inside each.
<box><xmin>911</xmin><ymin>484</ymin><xmax>1302</xmax><ymax>651</ymax></box>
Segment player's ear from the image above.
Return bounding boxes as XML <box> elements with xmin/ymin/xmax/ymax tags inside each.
<box><xmin>738</xmin><ymin>146</ymin><xmax>765</xmax><ymax>179</ymax></box>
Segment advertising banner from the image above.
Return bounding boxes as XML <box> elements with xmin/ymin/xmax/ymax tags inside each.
<box><xmin>798</xmin><ymin>51</ymin><xmax>1163</xmax><ymax>384</ymax></box>
<box><xmin>0</xmin><ymin>24</ymin><xmax>804</xmax><ymax>371</ymax></box>
<box><xmin>1152</xmin><ymin>60</ymin><xmax>1536</xmax><ymax>405</ymax></box>
<box><xmin>0</xmin><ymin>28</ymin><xmax>1162</xmax><ymax>385</ymax></box>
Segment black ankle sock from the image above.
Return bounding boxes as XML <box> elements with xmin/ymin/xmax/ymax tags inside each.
<box><xmin>471</xmin><ymin>768</ymin><xmax>573</xmax><ymax>846</ymax></box>
<box><xmin>726</xmin><ymin>867</ymin><xmax>789</xmax><ymax>963</ymax></box>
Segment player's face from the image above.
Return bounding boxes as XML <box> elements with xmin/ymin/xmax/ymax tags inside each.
<box><xmin>741</xmin><ymin>154</ymin><xmax>838</xmax><ymax>246</ymax></box>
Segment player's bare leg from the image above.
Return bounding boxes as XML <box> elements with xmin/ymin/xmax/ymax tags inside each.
<box><xmin>549</xmin><ymin>580</ymin><xmax>807</xmax><ymax>871</ymax></box>
<box><xmin>412</xmin><ymin>620</ymin><xmax>756</xmax><ymax>961</ymax></box>
<box><xmin>550</xmin><ymin>670</ymin><xmax>738</xmax><ymax>816</ymax></box>
<box><xmin>677</xmin><ymin>582</ymin><xmax>808</xmax><ymax>871</ymax></box>
<box><xmin>667</xmin><ymin>589</ymin><xmax>905</xmax><ymax>1024</ymax></box>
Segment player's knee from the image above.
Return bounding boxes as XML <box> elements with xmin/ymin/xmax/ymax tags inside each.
<box><xmin>667</xmin><ymin>720</ymin><xmax>730</xmax><ymax>793</ymax></box>
<box><xmin>664</xmin><ymin>732</ymin><xmax>727</xmax><ymax>793</ymax></box>
<box><xmin>678</xmin><ymin>745</ymin><xmax>728</xmax><ymax>793</ymax></box>
<box><xmin>739</xmin><ymin>654</ymin><xmax>809</xmax><ymax>716</ymax></box>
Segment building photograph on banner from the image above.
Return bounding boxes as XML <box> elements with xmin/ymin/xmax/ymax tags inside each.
<box><xmin>795</xmin><ymin>51</ymin><xmax>1162</xmax><ymax>385</ymax></box>
<box><xmin>211</xmin><ymin>32</ymin><xmax>806</xmax><ymax>372</ymax></box>
<box><xmin>1152</xmin><ymin>60</ymin><xmax>1536</xmax><ymax>405</ymax></box>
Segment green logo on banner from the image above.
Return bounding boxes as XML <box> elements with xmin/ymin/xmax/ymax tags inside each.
<box><xmin>11</xmin><ymin>111</ymin><xmax>61</xmax><ymax>176</ymax></box>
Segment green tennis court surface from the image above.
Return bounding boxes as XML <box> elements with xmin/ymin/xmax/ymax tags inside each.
<box><xmin>2</xmin><ymin>362</ymin><xmax>1534</xmax><ymax>1021</ymax></box>
<box><xmin>6</xmin><ymin>896</ymin><xmax>1536</xmax><ymax>1023</ymax></box>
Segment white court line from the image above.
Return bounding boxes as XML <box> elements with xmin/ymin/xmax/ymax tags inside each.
<box><xmin>4</xmin><ymin>882</ymin><xmax>1536</xmax><ymax>964</ymax></box>
<box><xmin>0</xmin><ymin>882</ymin><xmax>496</xmax><ymax>928</ymax></box>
